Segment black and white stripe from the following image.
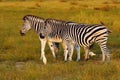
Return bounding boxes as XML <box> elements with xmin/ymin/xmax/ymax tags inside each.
<box><xmin>21</xmin><ymin>15</ymin><xmax>86</xmax><ymax>64</ymax></box>
<box><xmin>20</xmin><ymin>15</ymin><xmax>59</xmax><ymax>64</ymax></box>
<box><xmin>41</xmin><ymin>19</ymin><xmax>110</xmax><ymax>63</ymax></box>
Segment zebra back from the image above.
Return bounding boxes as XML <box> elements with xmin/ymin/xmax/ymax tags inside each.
<box><xmin>44</xmin><ymin>19</ymin><xmax>110</xmax><ymax>47</ymax></box>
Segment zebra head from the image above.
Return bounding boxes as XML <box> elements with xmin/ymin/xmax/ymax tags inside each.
<box><xmin>20</xmin><ymin>15</ymin><xmax>32</xmax><ymax>36</ymax></box>
<box><xmin>39</xmin><ymin>19</ymin><xmax>52</xmax><ymax>38</ymax></box>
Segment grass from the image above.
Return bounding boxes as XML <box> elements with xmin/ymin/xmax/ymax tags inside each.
<box><xmin>0</xmin><ymin>0</ymin><xmax>120</xmax><ymax>80</ymax></box>
<box><xmin>0</xmin><ymin>60</ymin><xmax>120</xmax><ymax>80</ymax></box>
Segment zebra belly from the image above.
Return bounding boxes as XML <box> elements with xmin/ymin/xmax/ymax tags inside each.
<box><xmin>47</xmin><ymin>36</ymin><xmax>62</xmax><ymax>42</ymax></box>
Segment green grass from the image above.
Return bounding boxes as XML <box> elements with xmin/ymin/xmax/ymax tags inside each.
<box><xmin>0</xmin><ymin>0</ymin><xmax>120</xmax><ymax>80</ymax></box>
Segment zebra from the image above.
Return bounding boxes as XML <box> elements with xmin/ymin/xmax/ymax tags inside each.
<box><xmin>20</xmin><ymin>15</ymin><xmax>60</xmax><ymax>64</ymax></box>
<box><xmin>20</xmin><ymin>15</ymin><xmax>88</xmax><ymax>64</ymax></box>
<box><xmin>40</xmin><ymin>19</ymin><xmax>111</xmax><ymax>63</ymax></box>
<box><xmin>40</xmin><ymin>19</ymin><xmax>96</xmax><ymax>61</ymax></box>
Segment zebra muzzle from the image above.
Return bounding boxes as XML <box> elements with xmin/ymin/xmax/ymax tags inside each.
<box><xmin>20</xmin><ymin>30</ymin><xmax>25</xmax><ymax>36</ymax></box>
<box><xmin>40</xmin><ymin>33</ymin><xmax>45</xmax><ymax>39</ymax></box>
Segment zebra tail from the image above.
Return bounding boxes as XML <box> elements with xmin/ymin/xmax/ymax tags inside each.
<box><xmin>100</xmin><ymin>21</ymin><xmax>105</xmax><ymax>25</ymax></box>
<box><xmin>100</xmin><ymin>21</ymin><xmax>112</xmax><ymax>33</ymax></box>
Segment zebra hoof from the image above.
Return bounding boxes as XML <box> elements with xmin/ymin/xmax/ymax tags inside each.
<box><xmin>68</xmin><ymin>60</ymin><xmax>73</xmax><ymax>62</ymax></box>
<box><xmin>43</xmin><ymin>58</ymin><xmax>47</xmax><ymax>65</ymax></box>
<box><xmin>76</xmin><ymin>59</ymin><xmax>80</xmax><ymax>62</ymax></box>
<box><xmin>107</xmin><ymin>61</ymin><xmax>110</xmax><ymax>64</ymax></box>
<box><xmin>64</xmin><ymin>60</ymin><xmax>67</xmax><ymax>62</ymax></box>
<box><xmin>85</xmin><ymin>58</ymin><xmax>89</xmax><ymax>61</ymax></box>
<box><xmin>68</xmin><ymin>58</ymin><xmax>72</xmax><ymax>61</ymax></box>
<box><xmin>55</xmin><ymin>55</ymin><xmax>58</xmax><ymax>58</ymax></box>
<box><xmin>100</xmin><ymin>61</ymin><xmax>105</xmax><ymax>64</ymax></box>
<box><xmin>53</xmin><ymin>55</ymin><xmax>57</xmax><ymax>58</ymax></box>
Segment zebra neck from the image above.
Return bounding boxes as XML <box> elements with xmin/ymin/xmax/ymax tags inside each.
<box><xmin>32</xmin><ymin>21</ymin><xmax>44</xmax><ymax>34</ymax></box>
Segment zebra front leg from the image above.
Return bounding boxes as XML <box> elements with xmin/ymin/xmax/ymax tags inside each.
<box><xmin>40</xmin><ymin>38</ymin><xmax>47</xmax><ymax>65</ymax></box>
<box><xmin>74</xmin><ymin>44</ymin><xmax>80</xmax><ymax>61</ymax></box>
<box><xmin>84</xmin><ymin>47</ymin><xmax>90</xmax><ymax>61</ymax></box>
<box><xmin>48</xmin><ymin>41</ymin><xmax>57</xmax><ymax>58</ymax></box>
<box><xmin>62</xmin><ymin>43</ymin><xmax>69</xmax><ymax>62</ymax></box>
<box><xmin>68</xmin><ymin>44</ymin><xmax>74</xmax><ymax>61</ymax></box>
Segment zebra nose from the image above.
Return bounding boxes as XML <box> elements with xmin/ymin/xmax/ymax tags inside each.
<box><xmin>40</xmin><ymin>33</ymin><xmax>45</xmax><ymax>39</ymax></box>
<box><xmin>20</xmin><ymin>30</ymin><xmax>25</xmax><ymax>36</ymax></box>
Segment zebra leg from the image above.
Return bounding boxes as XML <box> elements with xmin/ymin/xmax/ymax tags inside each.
<box><xmin>96</xmin><ymin>36</ymin><xmax>110</xmax><ymax>63</ymax></box>
<box><xmin>39</xmin><ymin>38</ymin><xmax>47</xmax><ymax>65</ymax></box>
<box><xmin>84</xmin><ymin>47</ymin><xmax>89</xmax><ymax>61</ymax></box>
<box><xmin>68</xmin><ymin>44</ymin><xmax>74</xmax><ymax>61</ymax></box>
<box><xmin>100</xmin><ymin>44</ymin><xmax>110</xmax><ymax>63</ymax></box>
<box><xmin>74</xmin><ymin>44</ymin><xmax>80</xmax><ymax>61</ymax></box>
<box><xmin>48</xmin><ymin>41</ymin><xmax>57</xmax><ymax>58</ymax></box>
<box><xmin>62</xmin><ymin>42</ymin><xmax>69</xmax><ymax>62</ymax></box>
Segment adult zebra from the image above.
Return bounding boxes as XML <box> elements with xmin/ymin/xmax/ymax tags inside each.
<box><xmin>40</xmin><ymin>19</ymin><xmax>111</xmax><ymax>63</ymax></box>
<box><xmin>20</xmin><ymin>15</ymin><xmax>59</xmax><ymax>64</ymax></box>
<box><xmin>20</xmin><ymin>15</ymin><xmax>89</xmax><ymax>64</ymax></box>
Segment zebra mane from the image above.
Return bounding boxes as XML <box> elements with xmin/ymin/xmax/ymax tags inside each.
<box><xmin>45</xmin><ymin>18</ymin><xmax>77</xmax><ymax>25</ymax></box>
<box><xmin>45</xmin><ymin>18</ymin><xmax>66</xmax><ymax>24</ymax></box>
<box><xmin>23</xmin><ymin>15</ymin><xmax>45</xmax><ymax>21</ymax></box>
<box><xmin>45</xmin><ymin>18</ymin><xmax>87</xmax><ymax>26</ymax></box>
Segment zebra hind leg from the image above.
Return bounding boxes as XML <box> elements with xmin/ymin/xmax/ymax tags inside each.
<box><xmin>100</xmin><ymin>44</ymin><xmax>110</xmax><ymax>63</ymax></box>
<box><xmin>68</xmin><ymin>44</ymin><xmax>74</xmax><ymax>61</ymax></box>
<box><xmin>74</xmin><ymin>44</ymin><xmax>80</xmax><ymax>61</ymax></box>
<box><xmin>84</xmin><ymin>47</ymin><xmax>90</xmax><ymax>61</ymax></box>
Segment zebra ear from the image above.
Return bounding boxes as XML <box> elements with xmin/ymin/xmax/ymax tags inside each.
<box><xmin>44</xmin><ymin>20</ymin><xmax>47</xmax><ymax>24</ymax></box>
<box><xmin>23</xmin><ymin>16</ymin><xmax>26</xmax><ymax>20</ymax></box>
<box><xmin>23</xmin><ymin>16</ymin><xmax>29</xmax><ymax>21</ymax></box>
<box><xmin>44</xmin><ymin>20</ymin><xmax>48</xmax><ymax>26</ymax></box>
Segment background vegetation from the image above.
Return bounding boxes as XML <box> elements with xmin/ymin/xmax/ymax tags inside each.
<box><xmin>0</xmin><ymin>0</ymin><xmax>120</xmax><ymax>80</ymax></box>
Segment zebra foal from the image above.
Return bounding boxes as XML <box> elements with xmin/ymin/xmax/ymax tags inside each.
<box><xmin>40</xmin><ymin>19</ymin><xmax>111</xmax><ymax>63</ymax></box>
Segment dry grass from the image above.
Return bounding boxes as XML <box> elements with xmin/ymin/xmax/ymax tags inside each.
<box><xmin>94</xmin><ymin>5</ymin><xmax>117</xmax><ymax>11</ymax></box>
<box><xmin>59</xmin><ymin>0</ymin><xmax>67</xmax><ymax>2</ymax></box>
<box><xmin>70</xmin><ymin>1</ymin><xmax>78</xmax><ymax>5</ymax></box>
<box><xmin>112</xmin><ymin>0</ymin><xmax>120</xmax><ymax>4</ymax></box>
<box><xmin>0</xmin><ymin>0</ymin><xmax>120</xmax><ymax>80</ymax></box>
<box><xmin>102</xmin><ymin>1</ymin><xmax>109</xmax><ymax>4</ymax></box>
<box><xmin>35</xmin><ymin>3</ymin><xmax>41</xmax><ymax>7</ymax></box>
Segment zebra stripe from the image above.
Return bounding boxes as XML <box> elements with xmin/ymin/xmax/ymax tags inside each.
<box><xmin>42</xmin><ymin>19</ymin><xmax>110</xmax><ymax>63</ymax></box>
<box><xmin>20</xmin><ymin>15</ymin><xmax>84</xmax><ymax>63</ymax></box>
<box><xmin>20</xmin><ymin>15</ymin><xmax>59</xmax><ymax>64</ymax></box>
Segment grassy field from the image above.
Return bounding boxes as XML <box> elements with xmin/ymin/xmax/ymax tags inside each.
<box><xmin>0</xmin><ymin>0</ymin><xmax>120</xmax><ymax>80</ymax></box>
